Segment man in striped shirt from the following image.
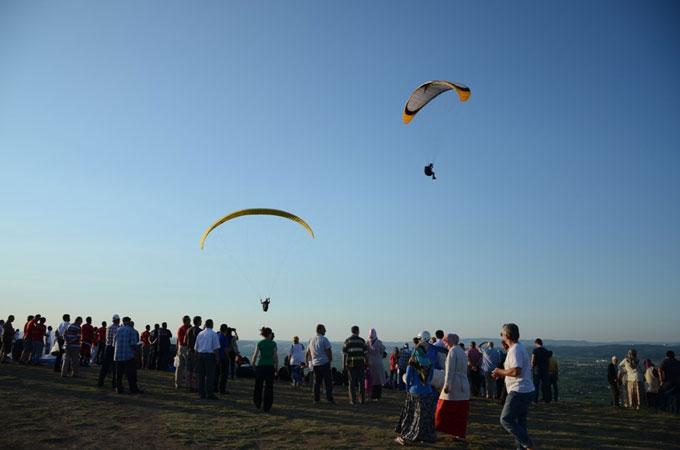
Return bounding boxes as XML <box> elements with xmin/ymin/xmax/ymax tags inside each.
<box><xmin>342</xmin><ymin>325</ymin><xmax>368</xmax><ymax>405</ymax></box>
<box><xmin>61</xmin><ymin>317</ymin><xmax>82</xmax><ymax>377</ymax></box>
<box><xmin>98</xmin><ymin>314</ymin><xmax>120</xmax><ymax>389</ymax></box>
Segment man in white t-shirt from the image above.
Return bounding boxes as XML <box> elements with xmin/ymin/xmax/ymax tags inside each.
<box><xmin>306</xmin><ymin>323</ymin><xmax>335</xmax><ymax>404</ymax></box>
<box><xmin>492</xmin><ymin>323</ymin><xmax>535</xmax><ymax>450</ymax></box>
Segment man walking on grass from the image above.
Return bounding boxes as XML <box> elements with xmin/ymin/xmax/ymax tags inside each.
<box><xmin>492</xmin><ymin>323</ymin><xmax>535</xmax><ymax>450</ymax></box>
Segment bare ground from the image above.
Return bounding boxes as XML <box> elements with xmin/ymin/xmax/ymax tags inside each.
<box><xmin>1</xmin><ymin>363</ymin><xmax>678</xmax><ymax>449</ymax></box>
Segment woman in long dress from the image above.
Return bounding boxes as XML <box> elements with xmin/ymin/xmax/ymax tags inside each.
<box><xmin>435</xmin><ymin>333</ymin><xmax>470</xmax><ymax>441</ymax></box>
<box><xmin>367</xmin><ymin>328</ymin><xmax>386</xmax><ymax>400</ymax></box>
<box><xmin>395</xmin><ymin>342</ymin><xmax>436</xmax><ymax>445</ymax></box>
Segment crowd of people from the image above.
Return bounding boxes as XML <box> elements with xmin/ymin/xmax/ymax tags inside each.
<box><xmin>2</xmin><ymin>313</ymin><xmax>679</xmax><ymax>447</ymax></box>
<box><xmin>607</xmin><ymin>349</ymin><xmax>680</xmax><ymax>412</ymax></box>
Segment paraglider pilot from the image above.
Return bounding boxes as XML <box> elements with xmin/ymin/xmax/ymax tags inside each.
<box><xmin>260</xmin><ymin>297</ymin><xmax>271</xmax><ymax>312</ymax></box>
<box><xmin>424</xmin><ymin>163</ymin><xmax>436</xmax><ymax>180</ymax></box>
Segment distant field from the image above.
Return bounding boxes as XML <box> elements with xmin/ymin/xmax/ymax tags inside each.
<box><xmin>1</xmin><ymin>363</ymin><xmax>679</xmax><ymax>449</ymax></box>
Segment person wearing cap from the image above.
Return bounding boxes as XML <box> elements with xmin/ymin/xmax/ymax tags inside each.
<box><xmin>114</xmin><ymin>317</ymin><xmax>142</xmax><ymax>394</ymax></box>
<box><xmin>98</xmin><ymin>314</ymin><xmax>120</xmax><ymax>389</ymax></box>
<box><xmin>194</xmin><ymin>319</ymin><xmax>220</xmax><ymax>400</ymax></box>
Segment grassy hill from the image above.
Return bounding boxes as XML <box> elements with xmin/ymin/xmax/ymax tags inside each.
<box><xmin>1</xmin><ymin>363</ymin><xmax>678</xmax><ymax>449</ymax></box>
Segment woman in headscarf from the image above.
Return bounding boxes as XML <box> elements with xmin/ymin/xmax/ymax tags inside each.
<box><xmin>394</xmin><ymin>342</ymin><xmax>436</xmax><ymax>446</ymax></box>
<box><xmin>435</xmin><ymin>333</ymin><xmax>470</xmax><ymax>441</ymax></box>
<box><xmin>618</xmin><ymin>348</ymin><xmax>642</xmax><ymax>410</ymax></box>
<box><xmin>367</xmin><ymin>328</ymin><xmax>386</xmax><ymax>400</ymax></box>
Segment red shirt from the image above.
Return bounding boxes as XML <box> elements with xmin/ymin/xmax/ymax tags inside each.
<box><xmin>81</xmin><ymin>323</ymin><xmax>94</xmax><ymax>343</ymax></box>
<box><xmin>29</xmin><ymin>322</ymin><xmax>45</xmax><ymax>341</ymax></box>
<box><xmin>98</xmin><ymin>326</ymin><xmax>107</xmax><ymax>343</ymax></box>
<box><xmin>141</xmin><ymin>330</ymin><xmax>150</xmax><ymax>347</ymax></box>
<box><xmin>177</xmin><ymin>324</ymin><xmax>190</xmax><ymax>347</ymax></box>
<box><xmin>23</xmin><ymin>320</ymin><xmax>32</xmax><ymax>336</ymax></box>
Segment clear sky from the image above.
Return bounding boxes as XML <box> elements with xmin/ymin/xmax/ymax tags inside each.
<box><xmin>1</xmin><ymin>1</ymin><xmax>679</xmax><ymax>343</ymax></box>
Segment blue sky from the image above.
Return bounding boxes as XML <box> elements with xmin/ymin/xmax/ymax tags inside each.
<box><xmin>1</xmin><ymin>1</ymin><xmax>679</xmax><ymax>342</ymax></box>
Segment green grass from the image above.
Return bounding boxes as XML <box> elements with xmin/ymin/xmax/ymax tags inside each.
<box><xmin>1</xmin><ymin>363</ymin><xmax>678</xmax><ymax>449</ymax></box>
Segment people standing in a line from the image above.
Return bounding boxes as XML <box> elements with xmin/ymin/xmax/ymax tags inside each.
<box><xmin>306</xmin><ymin>323</ymin><xmax>335</xmax><ymax>404</ymax></box>
<box><xmin>62</xmin><ymin>317</ymin><xmax>82</xmax><ymax>377</ymax></box>
<box><xmin>481</xmin><ymin>341</ymin><xmax>501</xmax><ymax>400</ymax></box>
<box><xmin>0</xmin><ymin>315</ymin><xmax>15</xmax><ymax>363</ymax></box>
<box><xmin>644</xmin><ymin>359</ymin><xmax>661</xmax><ymax>408</ymax></box>
<box><xmin>619</xmin><ymin>348</ymin><xmax>642</xmax><ymax>410</ymax></box>
<box><xmin>659</xmin><ymin>350</ymin><xmax>680</xmax><ymax>412</ymax></box>
<box><xmin>175</xmin><ymin>316</ymin><xmax>191</xmax><ymax>389</ymax></box>
<box><xmin>342</xmin><ymin>325</ymin><xmax>368</xmax><ymax>405</ymax></box>
<box><xmin>252</xmin><ymin>327</ymin><xmax>278</xmax><ymax>412</ymax></box>
<box><xmin>96</xmin><ymin>321</ymin><xmax>107</xmax><ymax>365</ymax></box>
<box><xmin>79</xmin><ymin>317</ymin><xmax>94</xmax><ymax>367</ymax></box>
<box><xmin>367</xmin><ymin>328</ymin><xmax>386</xmax><ymax>401</ymax></box>
<box><xmin>215</xmin><ymin>324</ymin><xmax>231</xmax><ymax>394</ymax></box>
<box><xmin>156</xmin><ymin>322</ymin><xmax>172</xmax><ymax>371</ymax></box>
<box><xmin>435</xmin><ymin>333</ymin><xmax>470</xmax><ymax>442</ymax></box>
<box><xmin>139</xmin><ymin>325</ymin><xmax>150</xmax><ymax>369</ymax></box>
<box><xmin>195</xmin><ymin>319</ymin><xmax>220</xmax><ymax>400</ymax></box>
<box><xmin>492</xmin><ymin>323</ymin><xmax>535</xmax><ymax>450</ymax></box>
<box><xmin>548</xmin><ymin>356</ymin><xmax>559</xmax><ymax>402</ymax></box>
<box><xmin>394</xmin><ymin>339</ymin><xmax>436</xmax><ymax>446</ymax></box>
<box><xmin>186</xmin><ymin>316</ymin><xmax>202</xmax><ymax>391</ymax></box>
<box><xmin>288</xmin><ymin>336</ymin><xmax>306</xmax><ymax>388</ymax></box>
<box><xmin>531</xmin><ymin>338</ymin><xmax>553</xmax><ymax>404</ymax></box>
<box><xmin>113</xmin><ymin>317</ymin><xmax>142</xmax><ymax>394</ymax></box>
<box><xmin>98</xmin><ymin>315</ymin><xmax>120</xmax><ymax>389</ymax></box>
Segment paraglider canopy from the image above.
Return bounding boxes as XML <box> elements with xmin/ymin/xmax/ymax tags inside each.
<box><xmin>199</xmin><ymin>208</ymin><xmax>315</xmax><ymax>250</ymax></box>
<box><xmin>402</xmin><ymin>80</ymin><xmax>471</xmax><ymax>124</ymax></box>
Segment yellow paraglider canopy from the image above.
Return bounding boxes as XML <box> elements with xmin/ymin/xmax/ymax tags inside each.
<box><xmin>199</xmin><ymin>208</ymin><xmax>315</xmax><ymax>249</ymax></box>
<box><xmin>402</xmin><ymin>80</ymin><xmax>471</xmax><ymax>124</ymax></box>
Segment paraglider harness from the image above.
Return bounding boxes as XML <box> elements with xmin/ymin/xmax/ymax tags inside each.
<box><xmin>260</xmin><ymin>297</ymin><xmax>271</xmax><ymax>312</ymax></box>
<box><xmin>424</xmin><ymin>163</ymin><xmax>436</xmax><ymax>180</ymax></box>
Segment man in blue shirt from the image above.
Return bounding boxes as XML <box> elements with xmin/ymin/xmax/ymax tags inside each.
<box><xmin>481</xmin><ymin>341</ymin><xmax>501</xmax><ymax>399</ymax></box>
<box><xmin>114</xmin><ymin>317</ymin><xmax>142</xmax><ymax>394</ymax></box>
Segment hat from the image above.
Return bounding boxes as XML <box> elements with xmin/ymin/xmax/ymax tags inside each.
<box><xmin>417</xmin><ymin>330</ymin><xmax>431</xmax><ymax>342</ymax></box>
<box><xmin>112</xmin><ymin>314</ymin><xmax>120</xmax><ymax>321</ymax></box>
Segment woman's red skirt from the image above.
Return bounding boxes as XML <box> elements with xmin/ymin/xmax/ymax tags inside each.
<box><xmin>435</xmin><ymin>398</ymin><xmax>469</xmax><ymax>438</ymax></box>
